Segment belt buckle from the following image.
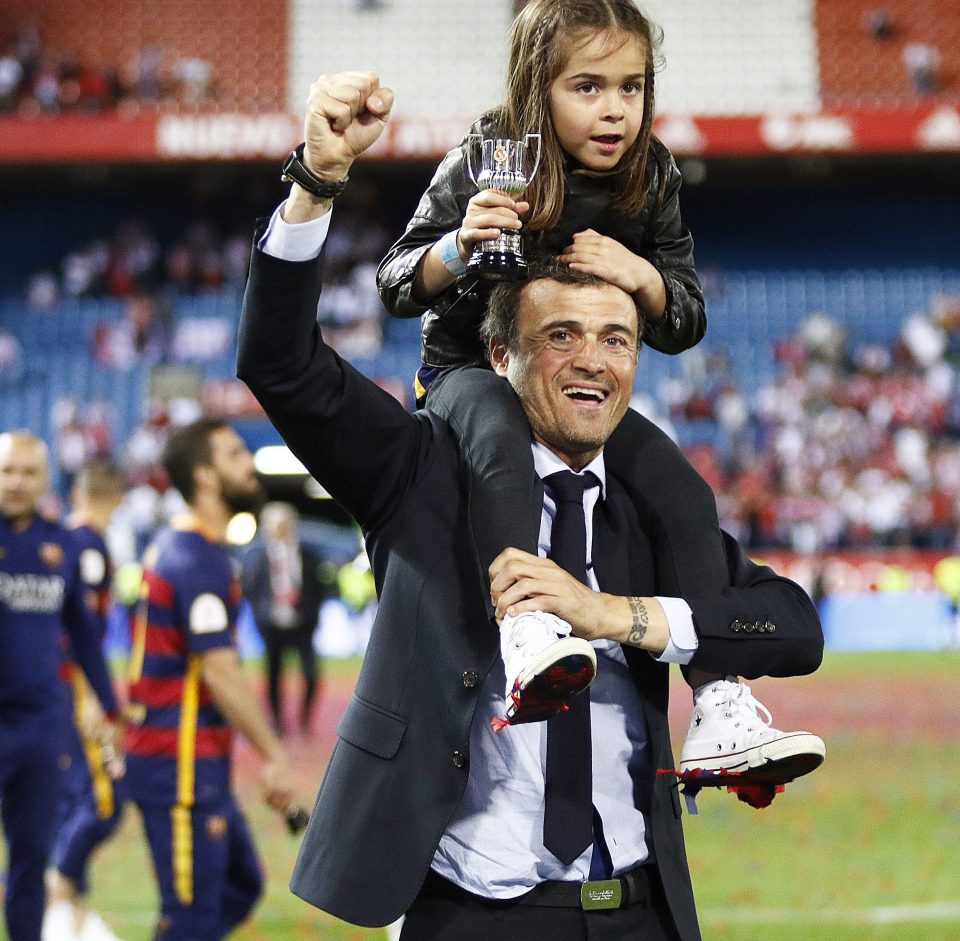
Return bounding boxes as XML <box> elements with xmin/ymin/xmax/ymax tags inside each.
<box><xmin>580</xmin><ymin>878</ymin><xmax>622</xmax><ymax>911</ymax></box>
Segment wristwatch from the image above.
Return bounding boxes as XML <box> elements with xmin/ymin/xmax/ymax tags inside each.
<box><xmin>281</xmin><ymin>143</ymin><xmax>349</xmax><ymax>199</ymax></box>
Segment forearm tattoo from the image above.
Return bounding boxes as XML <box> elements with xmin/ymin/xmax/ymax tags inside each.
<box><xmin>627</xmin><ymin>596</ymin><xmax>649</xmax><ymax>645</ymax></box>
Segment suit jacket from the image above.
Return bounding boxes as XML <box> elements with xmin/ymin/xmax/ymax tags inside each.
<box><xmin>237</xmin><ymin>241</ymin><xmax>824</xmax><ymax>940</ymax></box>
<box><xmin>241</xmin><ymin>542</ymin><xmax>326</xmax><ymax>636</ymax></box>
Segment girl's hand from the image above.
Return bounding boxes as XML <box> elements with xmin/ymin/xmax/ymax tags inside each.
<box><xmin>558</xmin><ymin>229</ymin><xmax>666</xmax><ymax>319</ymax></box>
<box><xmin>458</xmin><ymin>191</ymin><xmax>530</xmax><ymax>254</ymax></box>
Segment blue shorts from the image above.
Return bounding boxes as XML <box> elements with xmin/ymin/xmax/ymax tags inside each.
<box><xmin>137</xmin><ymin>796</ymin><xmax>263</xmax><ymax>941</ymax></box>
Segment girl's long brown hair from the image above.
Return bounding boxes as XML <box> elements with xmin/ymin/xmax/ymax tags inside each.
<box><xmin>494</xmin><ymin>0</ymin><xmax>663</xmax><ymax>231</ymax></box>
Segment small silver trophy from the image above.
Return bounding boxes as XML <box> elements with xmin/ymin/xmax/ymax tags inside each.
<box><xmin>465</xmin><ymin>131</ymin><xmax>541</xmax><ymax>281</ymax></box>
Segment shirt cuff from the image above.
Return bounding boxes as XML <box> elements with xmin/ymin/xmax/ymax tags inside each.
<box><xmin>654</xmin><ymin>596</ymin><xmax>698</xmax><ymax>664</ymax></box>
<box><xmin>258</xmin><ymin>200</ymin><xmax>332</xmax><ymax>261</ymax></box>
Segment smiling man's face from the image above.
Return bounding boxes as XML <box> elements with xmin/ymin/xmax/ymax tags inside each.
<box><xmin>491</xmin><ymin>278</ymin><xmax>639</xmax><ymax>470</ymax></box>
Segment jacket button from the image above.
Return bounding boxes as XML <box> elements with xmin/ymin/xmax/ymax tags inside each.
<box><xmin>744</xmin><ymin>622</ymin><xmax>755</xmax><ymax>633</ymax></box>
<box><xmin>730</xmin><ymin>620</ymin><xmax>742</xmax><ymax>632</ymax></box>
<box><xmin>462</xmin><ymin>671</ymin><xmax>479</xmax><ymax>688</ymax></box>
<box><xmin>451</xmin><ymin>751</ymin><xmax>466</xmax><ymax>768</ymax></box>
<box><xmin>674</xmin><ymin>316</ymin><xmax>681</xmax><ymax>329</ymax></box>
<box><xmin>765</xmin><ymin>621</ymin><xmax>776</xmax><ymax>632</ymax></box>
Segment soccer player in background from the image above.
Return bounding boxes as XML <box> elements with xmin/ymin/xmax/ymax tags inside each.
<box><xmin>124</xmin><ymin>418</ymin><xmax>297</xmax><ymax>941</ymax></box>
<box><xmin>44</xmin><ymin>459</ymin><xmax>128</xmax><ymax>941</ymax></box>
<box><xmin>0</xmin><ymin>431</ymin><xmax>121</xmax><ymax>941</ymax></box>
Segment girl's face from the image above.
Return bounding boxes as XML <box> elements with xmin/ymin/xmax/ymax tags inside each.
<box><xmin>547</xmin><ymin>28</ymin><xmax>647</xmax><ymax>172</ymax></box>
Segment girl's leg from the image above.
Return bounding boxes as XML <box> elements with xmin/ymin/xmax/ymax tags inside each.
<box><xmin>426</xmin><ymin>364</ymin><xmax>596</xmax><ymax>725</ymax></box>
<box><xmin>606</xmin><ymin>409</ymin><xmax>825</xmax><ymax>785</ymax></box>
<box><xmin>426</xmin><ymin>364</ymin><xmax>541</xmax><ymax>619</ymax></box>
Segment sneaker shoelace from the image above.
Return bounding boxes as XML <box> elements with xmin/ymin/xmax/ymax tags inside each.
<box><xmin>715</xmin><ymin>681</ymin><xmax>773</xmax><ymax>733</ymax></box>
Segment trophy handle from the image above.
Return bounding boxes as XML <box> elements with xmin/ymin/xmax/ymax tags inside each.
<box><xmin>465</xmin><ymin>131</ymin><xmax>483</xmax><ymax>188</ymax></box>
<box><xmin>524</xmin><ymin>133</ymin><xmax>542</xmax><ymax>182</ymax></box>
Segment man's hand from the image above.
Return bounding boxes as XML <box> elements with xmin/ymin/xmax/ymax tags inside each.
<box><xmin>261</xmin><ymin>752</ymin><xmax>297</xmax><ymax>814</ymax></box>
<box><xmin>304</xmin><ymin>71</ymin><xmax>393</xmax><ymax>182</ymax></box>
<box><xmin>284</xmin><ymin>71</ymin><xmax>394</xmax><ymax>224</ymax></box>
<box><xmin>98</xmin><ymin>718</ymin><xmax>126</xmax><ymax>780</ymax></box>
<box><xmin>489</xmin><ymin>547</ymin><xmax>612</xmax><ymax>637</ymax></box>
<box><xmin>489</xmin><ymin>547</ymin><xmax>669</xmax><ymax>653</ymax></box>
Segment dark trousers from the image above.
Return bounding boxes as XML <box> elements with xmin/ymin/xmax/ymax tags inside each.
<box><xmin>400</xmin><ymin>870</ymin><xmax>682</xmax><ymax>941</ymax></box>
<box><xmin>0</xmin><ymin>708</ymin><xmax>65</xmax><ymax>941</ymax></box>
<box><xmin>427</xmin><ymin>364</ymin><xmax>728</xmax><ymax>613</ymax></box>
<box><xmin>137</xmin><ymin>796</ymin><xmax>263</xmax><ymax>941</ymax></box>
<box><xmin>261</xmin><ymin>623</ymin><xmax>318</xmax><ymax>729</ymax></box>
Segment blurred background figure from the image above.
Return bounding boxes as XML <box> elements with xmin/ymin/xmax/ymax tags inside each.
<box><xmin>242</xmin><ymin>502</ymin><xmax>329</xmax><ymax>737</ymax></box>
<box><xmin>902</xmin><ymin>40</ymin><xmax>941</xmax><ymax>94</ymax></box>
<box><xmin>45</xmin><ymin>459</ymin><xmax>127</xmax><ymax>941</ymax></box>
<box><xmin>0</xmin><ymin>431</ymin><xmax>121</xmax><ymax>941</ymax></box>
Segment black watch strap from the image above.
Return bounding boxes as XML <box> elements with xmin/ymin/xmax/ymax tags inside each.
<box><xmin>281</xmin><ymin>143</ymin><xmax>349</xmax><ymax>199</ymax></box>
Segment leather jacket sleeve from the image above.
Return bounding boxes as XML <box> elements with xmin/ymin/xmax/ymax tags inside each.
<box><xmin>377</xmin><ymin>141</ymin><xmax>474</xmax><ymax>321</ymax></box>
<box><xmin>640</xmin><ymin>140</ymin><xmax>706</xmax><ymax>355</ymax></box>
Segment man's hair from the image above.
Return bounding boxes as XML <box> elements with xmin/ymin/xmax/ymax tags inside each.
<box><xmin>480</xmin><ymin>256</ymin><xmax>643</xmax><ymax>355</ymax></box>
<box><xmin>162</xmin><ymin>418</ymin><xmax>229</xmax><ymax>504</ymax></box>
<box><xmin>260</xmin><ymin>500</ymin><xmax>298</xmax><ymax>533</ymax></box>
<box><xmin>73</xmin><ymin>458</ymin><xmax>124</xmax><ymax>500</ymax></box>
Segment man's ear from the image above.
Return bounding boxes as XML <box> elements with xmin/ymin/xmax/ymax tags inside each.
<box><xmin>194</xmin><ymin>463</ymin><xmax>215</xmax><ymax>495</ymax></box>
<box><xmin>489</xmin><ymin>336</ymin><xmax>509</xmax><ymax>377</ymax></box>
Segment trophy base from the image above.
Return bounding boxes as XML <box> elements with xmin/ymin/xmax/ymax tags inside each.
<box><xmin>466</xmin><ymin>250</ymin><xmax>529</xmax><ymax>283</ymax></box>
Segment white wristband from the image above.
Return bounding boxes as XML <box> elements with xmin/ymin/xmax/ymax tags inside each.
<box><xmin>438</xmin><ymin>230</ymin><xmax>467</xmax><ymax>278</ymax></box>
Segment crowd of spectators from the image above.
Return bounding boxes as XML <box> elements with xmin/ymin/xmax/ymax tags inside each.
<box><xmin>659</xmin><ymin>291</ymin><xmax>960</xmax><ymax>553</ymax></box>
<box><xmin>21</xmin><ymin>191</ymin><xmax>393</xmax><ymax>374</ymax></box>
<box><xmin>26</xmin><ymin>219</ymin><xmax>250</xmax><ymax>307</ymax></box>
<box><xmin>30</xmin><ymin>282</ymin><xmax>960</xmax><ymax>559</ymax></box>
<box><xmin>0</xmin><ymin>23</ymin><xmax>214</xmax><ymax>116</ymax></box>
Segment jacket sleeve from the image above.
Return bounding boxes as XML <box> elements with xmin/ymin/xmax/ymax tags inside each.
<box><xmin>377</xmin><ymin>139</ymin><xmax>475</xmax><ymax>320</ymax></box>
<box><xmin>686</xmin><ymin>532</ymin><xmax>824</xmax><ymax>679</ymax></box>
<box><xmin>237</xmin><ymin>235</ymin><xmax>432</xmax><ymax>532</ymax></box>
<box><xmin>639</xmin><ymin>139</ymin><xmax>706</xmax><ymax>356</ymax></box>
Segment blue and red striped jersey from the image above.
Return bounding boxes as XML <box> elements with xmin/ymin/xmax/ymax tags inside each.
<box><xmin>125</xmin><ymin>519</ymin><xmax>241</xmax><ymax>806</ymax></box>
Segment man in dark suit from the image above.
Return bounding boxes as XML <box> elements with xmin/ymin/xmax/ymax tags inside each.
<box><xmin>241</xmin><ymin>501</ymin><xmax>327</xmax><ymax>735</ymax></box>
<box><xmin>237</xmin><ymin>72</ymin><xmax>824</xmax><ymax>941</ymax></box>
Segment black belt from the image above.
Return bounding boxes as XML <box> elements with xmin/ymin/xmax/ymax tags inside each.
<box><xmin>423</xmin><ymin>865</ymin><xmax>656</xmax><ymax>911</ymax></box>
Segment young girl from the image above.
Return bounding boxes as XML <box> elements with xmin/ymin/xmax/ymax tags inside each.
<box><xmin>378</xmin><ymin>0</ymin><xmax>823</xmax><ymax>782</ymax></box>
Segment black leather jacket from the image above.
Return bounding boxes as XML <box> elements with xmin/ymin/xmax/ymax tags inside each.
<box><xmin>378</xmin><ymin>130</ymin><xmax>706</xmax><ymax>369</ymax></box>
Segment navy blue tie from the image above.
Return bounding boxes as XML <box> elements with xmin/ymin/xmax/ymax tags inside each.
<box><xmin>542</xmin><ymin>470</ymin><xmax>598</xmax><ymax>865</ymax></box>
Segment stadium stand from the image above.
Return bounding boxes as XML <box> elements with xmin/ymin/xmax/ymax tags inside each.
<box><xmin>815</xmin><ymin>0</ymin><xmax>958</xmax><ymax>106</ymax></box>
<box><xmin>647</xmin><ymin>0</ymin><xmax>821</xmax><ymax>115</ymax></box>
<box><xmin>1</xmin><ymin>0</ymin><xmax>958</xmax><ymax>550</ymax></box>
<box><xmin>1</xmin><ymin>0</ymin><xmax>287</xmax><ymax>112</ymax></box>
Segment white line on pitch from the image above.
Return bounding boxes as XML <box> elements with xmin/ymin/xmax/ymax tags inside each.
<box><xmin>702</xmin><ymin>901</ymin><xmax>960</xmax><ymax>925</ymax></box>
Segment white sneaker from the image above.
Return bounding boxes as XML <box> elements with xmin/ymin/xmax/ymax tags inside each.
<box><xmin>497</xmin><ymin>611</ymin><xmax>596</xmax><ymax>727</ymax></box>
<box><xmin>680</xmin><ymin>677</ymin><xmax>825</xmax><ymax>783</ymax></box>
<box><xmin>78</xmin><ymin>911</ymin><xmax>126</xmax><ymax>941</ymax></box>
<box><xmin>42</xmin><ymin>901</ymin><xmax>78</xmax><ymax>941</ymax></box>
